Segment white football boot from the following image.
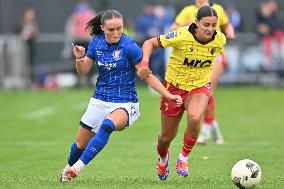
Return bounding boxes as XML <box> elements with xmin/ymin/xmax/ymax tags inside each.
<box><xmin>59</xmin><ymin>164</ymin><xmax>71</xmax><ymax>182</ymax></box>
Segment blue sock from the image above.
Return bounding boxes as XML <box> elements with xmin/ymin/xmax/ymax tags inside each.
<box><xmin>68</xmin><ymin>143</ymin><xmax>84</xmax><ymax>166</ymax></box>
<box><xmin>80</xmin><ymin>119</ymin><xmax>115</xmax><ymax>165</ymax></box>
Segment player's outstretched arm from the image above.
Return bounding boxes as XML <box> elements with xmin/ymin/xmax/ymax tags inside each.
<box><xmin>140</xmin><ymin>71</ymin><xmax>182</xmax><ymax>106</ymax></box>
<box><xmin>137</xmin><ymin>38</ymin><xmax>161</xmax><ymax>80</ymax></box>
<box><xmin>223</xmin><ymin>23</ymin><xmax>235</xmax><ymax>40</ymax></box>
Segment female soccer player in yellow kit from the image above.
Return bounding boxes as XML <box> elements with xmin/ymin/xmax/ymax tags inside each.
<box><xmin>137</xmin><ymin>5</ymin><xmax>226</xmax><ymax>180</ymax></box>
<box><xmin>172</xmin><ymin>0</ymin><xmax>235</xmax><ymax>145</ymax></box>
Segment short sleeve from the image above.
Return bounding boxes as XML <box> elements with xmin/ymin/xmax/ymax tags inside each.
<box><xmin>86</xmin><ymin>39</ymin><xmax>96</xmax><ymax>61</ymax></box>
<box><xmin>159</xmin><ymin>30</ymin><xmax>180</xmax><ymax>48</ymax></box>
<box><xmin>126</xmin><ymin>41</ymin><xmax>142</xmax><ymax>65</ymax></box>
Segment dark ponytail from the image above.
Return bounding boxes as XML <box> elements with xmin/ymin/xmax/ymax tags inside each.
<box><xmin>86</xmin><ymin>11</ymin><xmax>105</xmax><ymax>36</ymax></box>
<box><xmin>86</xmin><ymin>10</ymin><xmax>123</xmax><ymax>36</ymax></box>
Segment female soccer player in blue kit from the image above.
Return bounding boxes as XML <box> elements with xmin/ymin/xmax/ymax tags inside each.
<box><xmin>59</xmin><ymin>10</ymin><xmax>182</xmax><ymax>182</ymax></box>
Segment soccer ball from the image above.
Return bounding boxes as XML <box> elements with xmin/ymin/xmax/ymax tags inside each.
<box><xmin>231</xmin><ymin>159</ymin><xmax>262</xmax><ymax>189</ymax></box>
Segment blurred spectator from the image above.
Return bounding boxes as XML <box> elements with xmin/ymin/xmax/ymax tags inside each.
<box><xmin>62</xmin><ymin>0</ymin><xmax>95</xmax><ymax>59</ymax></box>
<box><xmin>62</xmin><ymin>0</ymin><xmax>96</xmax><ymax>87</ymax></box>
<box><xmin>15</xmin><ymin>8</ymin><xmax>39</xmax><ymax>84</ymax></box>
<box><xmin>226</xmin><ymin>2</ymin><xmax>243</xmax><ymax>32</ymax></box>
<box><xmin>135</xmin><ymin>4</ymin><xmax>157</xmax><ymax>43</ymax></box>
<box><xmin>256</xmin><ymin>0</ymin><xmax>283</xmax><ymax>65</ymax></box>
<box><xmin>135</xmin><ymin>4</ymin><xmax>173</xmax><ymax>82</ymax></box>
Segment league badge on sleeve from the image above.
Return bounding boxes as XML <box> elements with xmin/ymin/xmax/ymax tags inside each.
<box><xmin>165</xmin><ymin>31</ymin><xmax>177</xmax><ymax>39</ymax></box>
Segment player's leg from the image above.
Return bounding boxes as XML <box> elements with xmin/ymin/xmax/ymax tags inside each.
<box><xmin>198</xmin><ymin>54</ymin><xmax>225</xmax><ymax>144</ymax></box>
<box><xmin>68</xmin><ymin>108</ymin><xmax>129</xmax><ymax>178</ymax></box>
<box><xmin>157</xmin><ymin>113</ymin><xmax>182</xmax><ymax>180</ymax></box>
<box><xmin>60</xmin><ymin>126</ymin><xmax>95</xmax><ymax>182</ymax></box>
<box><xmin>176</xmin><ymin>89</ymin><xmax>209</xmax><ymax>177</ymax></box>
<box><xmin>197</xmin><ymin>96</ymin><xmax>214</xmax><ymax>144</ymax></box>
<box><xmin>70</xmin><ymin>126</ymin><xmax>95</xmax><ymax>165</ymax></box>
<box><xmin>157</xmin><ymin>83</ymin><xmax>184</xmax><ymax>180</ymax></box>
<box><xmin>60</xmin><ymin>98</ymin><xmax>109</xmax><ymax>181</ymax></box>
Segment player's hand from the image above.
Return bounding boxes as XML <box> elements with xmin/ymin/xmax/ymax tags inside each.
<box><xmin>137</xmin><ymin>66</ymin><xmax>152</xmax><ymax>80</ymax></box>
<box><xmin>166</xmin><ymin>94</ymin><xmax>183</xmax><ymax>106</ymax></box>
<box><xmin>72</xmin><ymin>43</ymin><xmax>85</xmax><ymax>59</ymax></box>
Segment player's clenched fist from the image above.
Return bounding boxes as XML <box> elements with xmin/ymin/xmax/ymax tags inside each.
<box><xmin>137</xmin><ymin>66</ymin><xmax>152</xmax><ymax>80</ymax></box>
<box><xmin>72</xmin><ymin>43</ymin><xmax>85</xmax><ymax>59</ymax></box>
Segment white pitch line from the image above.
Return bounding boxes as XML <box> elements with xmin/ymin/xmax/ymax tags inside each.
<box><xmin>21</xmin><ymin>107</ymin><xmax>55</xmax><ymax>119</ymax></box>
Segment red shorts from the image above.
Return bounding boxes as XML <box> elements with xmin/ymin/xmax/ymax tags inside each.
<box><xmin>160</xmin><ymin>81</ymin><xmax>211</xmax><ymax>117</ymax></box>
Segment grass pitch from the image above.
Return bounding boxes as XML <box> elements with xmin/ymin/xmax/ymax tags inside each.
<box><xmin>0</xmin><ymin>86</ymin><xmax>283</xmax><ymax>189</ymax></box>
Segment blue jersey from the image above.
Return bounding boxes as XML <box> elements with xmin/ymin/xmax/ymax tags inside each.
<box><xmin>86</xmin><ymin>34</ymin><xmax>142</xmax><ymax>103</ymax></box>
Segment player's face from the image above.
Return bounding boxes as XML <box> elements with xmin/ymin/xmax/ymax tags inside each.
<box><xmin>196</xmin><ymin>16</ymin><xmax>218</xmax><ymax>42</ymax></box>
<box><xmin>101</xmin><ymin>18</ymin><xmax>123</xmax><ymax>44</ymax></box>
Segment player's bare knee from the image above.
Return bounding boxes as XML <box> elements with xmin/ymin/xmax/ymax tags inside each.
<box><xmin>75</xmin><ymin>141</ymin><xmax>87</xmax><ymax>149</ymax></box>
<box><xmin>188</xmin><ymin>113</ymin><xmax>202</xmax><ymax>125</ymax></box>
<box><xmin>107</xmin><ymin>108</ymin><xmax>128</xmax><ymax>130</ymax></box>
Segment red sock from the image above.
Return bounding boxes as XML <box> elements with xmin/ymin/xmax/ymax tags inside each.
<box><xmin>157</xmin><ymin>144</ymin><xmax>168</xmax><ymax>158</ymax></box>
<box><xmin>204</xmin><ymin>95</ymin><xmax>215</xmax><ymax>125</ymax></box>
<box><xmin>181</xmin><ymin>133</ymin><xmax>197</xmax><ymax>157</ymax></box>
